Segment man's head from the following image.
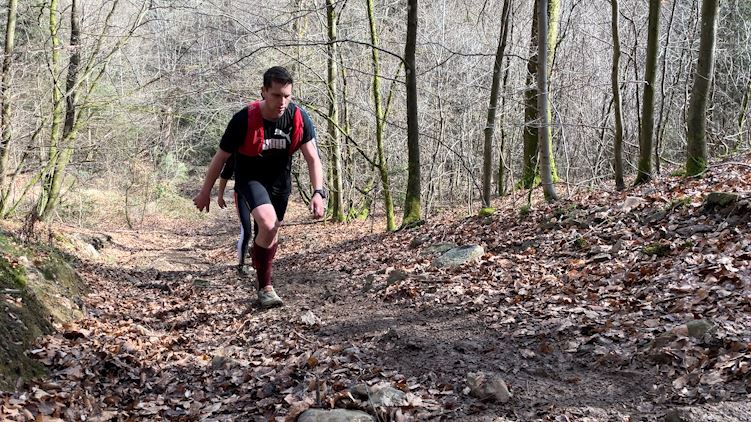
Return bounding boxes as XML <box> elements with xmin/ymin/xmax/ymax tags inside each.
<box><xmin>263</xmin><ymin>66</ymin><xmax>293</xmax><ymax>88</ymax></box>
<box><xmin>261</xmin><ymin>66</ymin><xmax>294</xmax><ymax>119</ymax></box>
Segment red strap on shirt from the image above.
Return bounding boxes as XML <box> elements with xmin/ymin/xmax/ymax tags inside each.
<box><xmin>239</xmin><ymin>101</ymin><xmax>304</xmax><ymax>157</ymax></box>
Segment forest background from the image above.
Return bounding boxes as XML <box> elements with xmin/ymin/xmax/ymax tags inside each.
<box><xmin>0</xmin><ymin>0</ymin><xmax>749</xmax><ymax>230</ymax></box>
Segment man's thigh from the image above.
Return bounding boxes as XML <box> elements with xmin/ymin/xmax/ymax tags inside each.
<box><xmin>239</xmin><ymin>181</ymin><xmax>289</xmax><ymax>223</ymax></box>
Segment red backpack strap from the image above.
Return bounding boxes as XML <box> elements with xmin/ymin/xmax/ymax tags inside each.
<box><xmin>288</xmin><ymin>106</ymin><xmax>304</xmax><ymax>155</ymax></box>
<box><xmin>239</xmin><ymin>101</ymin><xmax>264</xmax><ymax>157</ymax></box>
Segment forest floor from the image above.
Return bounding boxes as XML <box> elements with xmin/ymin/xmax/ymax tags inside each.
<box><xmin>2</xmin><ymin>156</ymin><xmax>751</xmax><ymax>421</ymax></box>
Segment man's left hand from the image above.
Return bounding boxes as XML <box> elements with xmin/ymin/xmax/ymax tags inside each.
<box><xmin>311</xmin><ymin>194</ymin><xmax>325</xmax><ymax>218</ymax></box>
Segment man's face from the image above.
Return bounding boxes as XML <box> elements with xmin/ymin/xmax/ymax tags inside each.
<box><xmin>262</xmin><ymin>81</ymin><xmax>293</xmax><ymax>119</ymax></box>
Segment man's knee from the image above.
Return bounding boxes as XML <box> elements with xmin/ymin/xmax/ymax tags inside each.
<box><xmin>254</xmin><ymin>207</ymin><xmax>279</xmax><ymax>234</ymax></box>
<box><xmin>257</xmin><ymin>219</ymin><xmax>279</xmax><ymax>235</ymax></box>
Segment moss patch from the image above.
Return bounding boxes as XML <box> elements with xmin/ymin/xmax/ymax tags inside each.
<box><xmin>479</xmin><ymin>207</ymin><xmax>496</xmax><ymax>217</ymax></box>
<box><xmin>643</xmin><ymin>241</ymin><xmax>672</xmax><ymax>257</ymax></box>
<box><xmin>0</xmin><ymin>230</ymin><xmax>86</xmax><ymax>391</ymax></box>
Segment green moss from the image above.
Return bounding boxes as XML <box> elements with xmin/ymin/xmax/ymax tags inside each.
<box><xmin>0</xmin><ymin>230</ymin><xmax>86</xmax><ymax>390</ymax></box>
<box><xmin>574</xmin><ymin>237</ymin><xmax>589</xmax><ymax>249</ymax></box>
<box><xmin>670</xmin><ymin>168</ymin><xmax>686</xmax><ymax>177</ymax></box>
<box><xmin>643</xmin><ymin>241</ymin><xmax>672</xmax><ymax>257</ymax></box>
<box><xmin>680</xmin><ymin>240</ymin><xmax>695</xmax><ymax>250</ymax></box>
<box><xmin>479</xmin><ymin>207</ymin><xmax>496</xmax><ymax>217</ymax></box>
<box><xmin>686</xmin><ymin>157</ymin><xmax>707</xmax><ymax>177</ymax></box>
<box><xmin>0</xmin><ymin>238</ymin><xmax>27</xmax><ymax>289</ymax></box>
<box><xmin>519</xmin><ymin>205</ymin><xmax>532</xmax><ymax>218</ymax></box>
<box><xmin>665</xmin><ymin>196</ymin><xmax>691</xmax><ymax>211</ymax></box>
<box><xmin>704</xmin><ymin>192</ymin><xmax>739</xmax><ymax>207</ymax></box>
<box><xmin>347</xmin><ymin>205</ymin><xmax>370</xmax><ymax>221</ymax></box>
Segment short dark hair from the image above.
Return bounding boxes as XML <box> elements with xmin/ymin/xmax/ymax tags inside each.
<box><xmin>263</xmin><ymin>66</ymin><xmax>293</xmax><ymax>88</ymax></box>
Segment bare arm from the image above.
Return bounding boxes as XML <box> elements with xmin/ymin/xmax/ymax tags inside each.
<box><xmin>217</xmin><ymin>177</ymin><xmax>229</xmax><ymax>208</ymax></box>
<box><xmin>193</xmin><ymin>149</ymin><xmax>231</xmax><ymax>212</ymax></box>
<box><xmin>300</xmin><ymin>139</ymin><xmax>325</xmax><ymax>218</ymax></box>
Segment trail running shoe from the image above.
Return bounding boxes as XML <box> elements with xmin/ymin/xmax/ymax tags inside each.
<box><xmin>237</xmin><ymin>264</ymin><xmax>249</xmax><ymax>276</ymax></box>
<box><xmin>258</xmin><ymin>286</ymin><xmax>283</xmax><ymax>308</ymax></box>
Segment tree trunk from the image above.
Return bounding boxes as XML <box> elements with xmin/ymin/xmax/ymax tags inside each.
<box><xmin>635</xmin><ymin>0</ymin><xmax>661</xmax><ymax>185</ymax></box>
<box><xmin>402</xmin><ymin>0</ymin><xmax>421</xmax><ymax>227</ymax></box>
<box><xmin>291</xmin><ymin>0</ymin><xmax>305</xmax><ymax>97</ymax></box>
<box><xmin>545</xmin><ymin>0</ymin><xmax>560</xmax><ymax>183</ymax></box>
<box><xmin>0</xmin><ymin>0</ymin><xmax>18</xmax><ymax>214</ymax></box>
<box><xmin>655</xmin><ymin>0</ymin><xmax>678</xmax><ymax>174</ymax></box>
<box><xmin>686</xmin><ymin>0</ymin><xmax>719</xmax><ymax>176</ymax></box>
<box><xmin>39</xmin><ymin>0</ymin><xmax>82</xmax><ymax>220</ymax></box>
<box><xmin>739</xmin><ymin>80</ymin><xmax>750</xmax><ymax>148</ymax></box>
<box><xmin>537</xmin><ymin>0</ymin><xmax>557</xmax><ymax>202</ymax></box>
<box><xmin>521</xmin><ymin>0</ymin><xmax>560</xmax><ymax>189</ymax></box>
<box><xmin>326</xmin><ymin>0</ymin><xmax>345</xmax><ymax>221</ymax></box>
<box><xmin>610</xmin><ymin>0</ymin><xmax>625</xmax><ymax>190</ymax></box>
<box><xmin>482</xmin><ymin>0</ymin><xmax>511</xmax><ymax>208</ymax></box>
<box><xmin>497</xmin><ymin>52</ymin><xmax>512</xmax><ymax>197</ymax></box>
<box><xmin>522</xmin><ymin>14</ymin><xmax>539</xmax><ymax>190</ymax></box>
<box><xmin>366</xmin><ymin>0</ymin><xmax>396</xmax><ymax>231</ymax></box>
<box><xmin>36</xmin><ymin>0</ymin><xmax>64</xmax><ymax>218</ymax></box>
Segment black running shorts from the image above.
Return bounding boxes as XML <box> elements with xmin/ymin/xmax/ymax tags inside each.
<box><xmin>235</xmin><ymin>180</ymin><xmax>290</xmax><ymax>222</ymax></box>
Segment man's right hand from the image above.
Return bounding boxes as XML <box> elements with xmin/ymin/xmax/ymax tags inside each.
<box><xmin>193</xmin><ymin>190</ymin><xmax>211</xmax><ymax>212</ymax></box>
<box><xmin>217</xmin><ymin>195</ymin><xmax>226</xmax><ymax>209</ymax></box>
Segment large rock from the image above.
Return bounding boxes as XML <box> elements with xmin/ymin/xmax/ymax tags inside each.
<box><xmin>297</xmin><ymin>409</ymin><xmax>374</xmax><ymax>422</ymax></box>
<box><xmin>370</xmin><ymin>386</ymin><xmax>408</xmax><ymax>407</ymax></box>
<box><xmin>686</xmin><ymin>319</ymin><xmax>714</xmax><ymax>339</ymax></box>
<box><xmin>668</xmin><ymin>320</ymin><xmax>715</xmax><ymax>340</ymax></box>
<box><xmin>386</xmin><ymin>269</ymin><xmax>409</xmax><ymax>285</ymax></box>
<box><xmin>420</xmin><ymin>242</ymin><xmax>457</xmax><ymax>256</ymax></box>
<box><xmin>621</xmin><ymin>196</ymin><xmax>646</xmax><ymax>213</ymax></box>
<box><xmin>466</xmin><ymin>372</ymin><xmax>511</xmax><ymax>403</ymax></box>
<box><xmin>704</xmin><ymin>192</ymin><xmax>739</xmax><ymax>208</ymax></box>
<box><xmin>433</xmin><ymin>245</ymin><xmax>484</xmax><ymax>268</ymax></box>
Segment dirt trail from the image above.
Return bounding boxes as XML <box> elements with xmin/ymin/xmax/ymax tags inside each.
<box><xmin>3</xmin><ymin>188</ymin><xmax>751</xmax><ymax>421</ymax></box>
<box><xmin>76</xmin><ymin>205</ymin><xmax>602</xmax><ymax>421</ymax></box>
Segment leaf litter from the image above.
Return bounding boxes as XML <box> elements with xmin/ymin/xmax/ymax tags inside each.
<box><xmin>2</xmin><ymin>157</ymin><xmax>751</xmax><ymax>421</ymax></box>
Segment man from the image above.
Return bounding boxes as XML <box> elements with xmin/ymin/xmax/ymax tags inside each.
<box><xmin>193</xmin><ymin>66</ymin><xmax>326</xmax><ymax>308</ymax></box>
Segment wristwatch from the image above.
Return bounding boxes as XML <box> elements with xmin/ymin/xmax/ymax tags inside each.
<box><xmin>313</xmin><ymin>188</ymin><xmax>328</xmax><ymax>199</ymax></box>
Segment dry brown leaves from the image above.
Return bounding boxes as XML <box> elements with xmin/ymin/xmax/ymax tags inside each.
<box><xmin>2</xmin><ymin>158</ymin><xmax>751</xmax><ymax>420</ymax></box>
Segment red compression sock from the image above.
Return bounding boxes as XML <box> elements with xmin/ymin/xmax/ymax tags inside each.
<box><xmin>252</xmin><ymin>243</ymin><xmax>277</xmax><ymax>289</ymax></box>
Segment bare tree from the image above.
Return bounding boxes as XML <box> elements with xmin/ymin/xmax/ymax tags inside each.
<box><xmin>482</xmin><ymin>0</ymin><xmax>512</xmax><ymax>208</ymax></box>
<box><xmin>34</xmin><ymin>0</ymin><xmax>150</xmax><ymax>221</ymax></box>
<box><xmin>537</xmin><ymin>0</ymin><xmax>558</xmax><ymax>201</ymax></box>
<box><xmin>610</xmin><ymin>0</ymin><xmax>625</xmax><ymax>190</ymax></box>
<box><xmin>366</xmin><ymin>0</ymin><xmax>396</xmax><ymax>230</ymax></box>
<box><xmin>686</xmin><ymin>0</ymin><xmax>719</xmax><ymax>176</ymax></box>
<box><xmin>522</xmin><ymin>0</ymin><xmax>560</xmax><ymax>189</ymax></box>
<box><xmin>402</xmin><ymin>0</ymin><xmax>421</xmax><ymax>227</ymax></box>
<box><xmin>655</xmin><ymin>0</ymin><xmax>679</xmax><ymax>174</ymax></box>
<box><xmin>635</xmin><ymin>0</ymin><xmax>661</xmax><ymax>185</ymax></box>
<box><xmin>36</xmin><ymin>0</ymin><xmax>82</xmax><ymax>221</ymax></box>
<box><xmin>325</xmin><ymin>0</ymin><xmax>345</xmax><ymax>221</ymax></box>
<box><xmin>0</xmin><ymin>0</ymin><xmax>18</xmax><ymax>214</ymax></box>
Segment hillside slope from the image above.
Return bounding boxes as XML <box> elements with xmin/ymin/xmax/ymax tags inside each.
<box><xmin>0</xmin><ymin>157</ymin><xmax>749</xmax><ymax>421</ymax></box>
<box><xmin>0</xmin><ymin>231</ymin><xmax>87</xmax><ymax>391</ymax></box>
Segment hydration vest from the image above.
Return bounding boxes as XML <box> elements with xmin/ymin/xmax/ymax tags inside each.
<box><xmin>238</xmin><ymin>100</ymin><xmax>304</xmax><ymax>157</ymax></box>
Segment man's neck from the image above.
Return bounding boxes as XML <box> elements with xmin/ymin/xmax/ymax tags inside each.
<box><xmin>259</xmin><ymin>100</ymin><xmax>279</xmax><ymax>121</ymax></box>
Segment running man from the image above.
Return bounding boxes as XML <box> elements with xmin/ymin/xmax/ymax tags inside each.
<box><xmin>193</xmin><ymin>66</ymin><xmax>326</xmax><ymax>307</ymax></box>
